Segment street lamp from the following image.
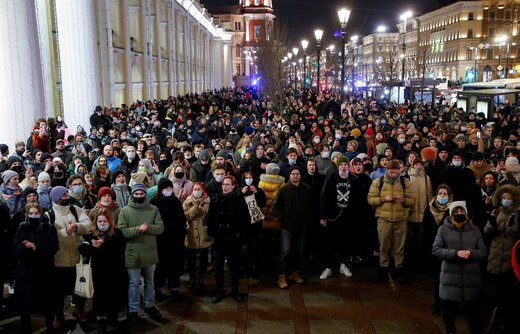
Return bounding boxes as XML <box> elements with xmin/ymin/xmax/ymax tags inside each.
<box><xmin>399</xmin><ymin>10</ymin><xmax>412</xmax><ymax>81</ymax></box>
<box><xmin>338</xmin><ymin>8</ymin><xmax>351</xmax><ymax>99</ymax></box>
<box><xmin>293</xmin><ymin>47</ymin><xmax>299</xmax><ymax>89</ymax></box>
<box><xmin>314</xmin><ymin>28</ymin><xmax>324</xmax><ymax>92</ymax></box>
<box><xmin>287</xmin><ymin>53</ymin><xmax>293</xmax><ymax>87</ymax></box>
<box><xmin>298</xmin><ymin>58</ymin><xmax>303</xmax><ymax>89</ymax></box>
<box><xmin>301</xmin><ymin>39</ymin><xmax>309</xmax><ymax>89</ymax></box>
<box><xmin>351</xmin><ymin>35</ymin><xmax>359</xmax><ymax>93</ymax></box>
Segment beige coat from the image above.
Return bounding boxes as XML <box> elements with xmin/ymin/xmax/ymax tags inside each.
<box><xmin>183</xmin><ymin>195</ymin><xmax>213</xmax><ymax>249</ymax></box>
<box><xmin>50</xmin><ymin>203</ymin><xmax>92</xmax><ymax>267</ymax></box>
<box><xmin>407</xmin><ymin>168</ymin><xmax>432</xmax><ymax>223</ymax></box>
<box><xmin>367</xmin><ymin>174</ymin><xmax>415</xmax><ymax>222</ymax></box>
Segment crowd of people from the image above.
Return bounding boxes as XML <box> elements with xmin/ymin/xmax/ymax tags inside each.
<box><xmin>1</xmin><ymin>87</ymin><xmax>520</xmax><ymax>334</ymax></box>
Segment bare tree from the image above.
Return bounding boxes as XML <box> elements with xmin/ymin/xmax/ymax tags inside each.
<box><xmin>256</xmin><ymin>21</ymin><xmax>288</xmax><ymax>112</ymax></box>
<box><xmin>380</xmin><ymin>48</ymin><xmax>401</xmax><ymax>83</ymax></box>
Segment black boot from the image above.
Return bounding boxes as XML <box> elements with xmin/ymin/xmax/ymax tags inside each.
<box><xmin>374</xmin><ymin>267</ymin><xmax>389</xmax><ymax>282</ymax></box>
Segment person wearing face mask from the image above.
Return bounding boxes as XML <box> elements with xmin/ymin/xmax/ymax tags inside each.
<box><xmin>78</xmin><ymin>210</ymin><xmax>127</xmax><ymax>333</ymax></box>
<box><xmin>148</xmin><ymin>178</ymin><xmax>186</xmax><ymax>299</ymax></box>
<box><xmin>88</xmin><ymin>187</ymin><xmax>120</xmax><ymax>224</ymax></box>
<box><xmin>12</xmin><ymin>203</ymin><xmax>58</xmax><ymax>334</ymax></box>
<box><xmin>117</xmin><ymin>183</ymin><xmax>165</xmax><ymax>323</ymax></box>
<box><xmin>315</xmin><ymin>145</ymin><xmax>333</xmax><ymax>175</ymax></box>
<box><xmin>420</xmin><ymin>184</ymin><xmax>453</xmax><ymax>314</ymax></box>
<box><xmin>168</xmin><ymin>164</ymin><xmax>193</xmax><ymax>203</ymax></box>
<box><xmin>50</xmin><ymin>162</ymin><xmax>68</xmax><ymax>188</ymax></box>
<box><xmin>183</xmin><ymin>182</ymin><xmax>212</xmax><ymax>290</ymax></box>
<box><xmin>204</xmin><ymin>165</ymin><xmax>226</xmax><ymax>199</ymax></box>
<box><xmin>438</xmin><ymin>152</ymin><xmax>485</xmax><ymax>228</ymax></box>
<box><xmin>239</xmin><ymin>171</ymin><xmax>267</xmax><ymax>277</ymax></box>
<box><xmin>484</xmin><ymin>184</ymin><xmax>520</xmax><ymax>332</ymax></box>
<box><xmin>67</xmin><ymin>175</ymin><xmax>97</xmax><ymax>215</ymax></box>
<box><xmin>47</xmin><ymin>185</ymin><xmax>92</xmax><ymax>328</ymax></box>
<box><xmin>1</xmin><ymin>170</ymin><xmax>25</xmax><ymax>215</ymax></box>
<box><xmin>120</xmin><ymin>145</ymin><xmax>140</xmax><ymax>177</ymax></box>
<box><xmin>433</xmin><ymin>201</ymin><xmax>487</xmax><ymax>334</ymax></box>
<box><xmin>189</xmin><ymin>149</ymin><xmax>212</xmax><ymax>182</ymax></box>
<box><xmin>111</xmin><ymin>171</ymin><xmax>131</xmax><ymax>208</ymax></box>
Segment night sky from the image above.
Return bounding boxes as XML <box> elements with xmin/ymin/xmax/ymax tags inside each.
<box><xmin>203</xmin><ymin>0</ymin><xmax>441</xmax><ymax>46</ymax></box>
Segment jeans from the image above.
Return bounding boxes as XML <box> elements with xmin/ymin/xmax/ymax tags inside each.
<box><xmin>127</xmin><ymin>265</ymin><xmax>156</xmax><ymax>313</ymax></box>
<box><xmin>279</xmin><ymin>228</ymin><xmax>306</xmax><ymax>275</ymax></box>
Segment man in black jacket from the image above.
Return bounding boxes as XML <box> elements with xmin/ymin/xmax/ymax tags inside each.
<box><xmin>207</xmin><ymin>175</ymin><xmax>249</xmax><ymax>303</ymax></box>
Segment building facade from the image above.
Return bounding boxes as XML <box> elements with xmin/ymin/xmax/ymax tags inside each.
<box><xmin>1</xmin><ymin>0</ymin><xmax>233</xmax><ymax>151</ymax></box>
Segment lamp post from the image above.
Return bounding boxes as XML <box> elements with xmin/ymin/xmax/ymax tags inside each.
<box><xmin>338</xmin><ymin>8</ymin><xmax>351</xmax><ymax>100</ymax></box>
<box><xmin>292</xmin><ymin>47</ymin><xmax>299</xmax><ymax>89</ymax></box>
<box><xmin>400</xmin><ymin>11</ymin><xmax>412</xmax><ymax>82</ymax></box>
<box><xmin>351</xmin><ymin>35</ymin><xmax>358</xmax><ymax>94</ymax></box>
<box><xmin>287</xmin><ymin>52</ymin><xmax>293</xmax><ymax>87</ymax></box>
<box><xmin>496</xmin><ymin>34</ymin><xmax>508</xmax><ymax>78</ymax></box>
<box><xmin>301</xmin><ymin>39</ymin><xmax>309</xmax><ymax>89</ymax></box>
<box><xmin>314</xmin><ymin>29</ymin><xmax>324</xmax><ymax>93</ymax></box>
<box><xmin>299</xmin><ymin>58</ymin><xmax>303</xmax><ymax>89</ymax></box>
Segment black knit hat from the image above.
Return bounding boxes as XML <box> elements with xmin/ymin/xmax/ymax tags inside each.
<box><xmin>157</xmin><ymin>177</ymin><xmax>173</xmax><ymax>193</ymax></box>
<box><xmin>22</xmin><ymin>187</ymin><xmax>38</xmax><ymax>200</ymax></box>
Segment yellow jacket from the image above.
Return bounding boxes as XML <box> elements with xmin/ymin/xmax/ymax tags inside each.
<box><xmin>367</xmin><ymin>174</ymin><xmax>415</xmax><ymax>222</ymax></box>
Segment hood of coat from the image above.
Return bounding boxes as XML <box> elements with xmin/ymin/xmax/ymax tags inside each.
<box><xmin>492</xmin><ymin>183</ymin><xmax>520</xmax><ymax>213</ymax></box>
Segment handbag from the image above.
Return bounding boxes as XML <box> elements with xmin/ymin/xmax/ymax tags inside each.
<box><xmin>74</xmin><ymin>255</ymin><xmax>94</xmax><ymax>298</ymax></box>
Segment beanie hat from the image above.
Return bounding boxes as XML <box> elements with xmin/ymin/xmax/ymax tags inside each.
<box><xmin>266</xmin><ymin>163</ymin><xmax>280</xmax><ymax>175</ymax></box>
<box><xmin>2</xmin><ymin>170</ymin><xmax>18</xmax><ymax>183</ymax></box>
<box><xmin>351</xmin><ymin>128</ymin><xmax>361</xmax><ymax>137</ymax></box>
<box><xmin>131</xmin><ymin>183</ymin><xmax>147</xmax><ymax>194</ymax></box>
<box><xmin>97</xmin><ymin>187</ymin><xmax>113</xmax><ymax>199</ymax></box>
<box><xmin>0</xmin><ymin>144</ymin><xmax>8</xmax><ymax>155</ymax></box>
<box><xmin>245</xmin><ymin>126</ymin><xmax>255</xmax><ymax>136</ymax></box>
<box><xmin>336</xmin><ymin>155</ymin><xmax>349</xmax><ymax>166</ymax></box>
<box><xmin>157</xmin><ymin>177</ymin><xmax>173</xmax><ymax>193</ymax></box>
<box><xmin>216</xmin><ymin>149</ymin><xmax>228</xmax><ymax>159</ymax></box>
<box><xmin>505</xmin><ymin>157</ymin><xmax>520</xmax><ymax>172</ymax></box>
<box><xmin>420</xmin><ymin>147</ymin><xmax>437</xmax><ymax>162</ymax></box>
<box><xmin>377</xmin><ymin>154</ymin><xmax>387</xmax><ymax>163</ymax></box>
<box><xmin>111</xmin><ymin>170</ymin><xmax>126</xmax><ymax>184</ymax></box>
<box><xmin>22</xmin><ymin>187</ymin><xmax>38</xmax><ymax>200</ymax></box>
<box><xmin>289</xmin><ymin>166</ymin><xmax>301</xmax><ymax>175</ymax></box>
<box><xmin>50</xmin><ymin>186</ymin><xmax>68</xmax><ymax>203</ymax></box>
<box><xmin>38</xmin><ymin>171</ymin><xmax>51</xmax><ymax>182</ymax></box>
<box><xmin>364</xmin><ymin>128</ymin><xmax>374</xmax><ymax>137</ymax></box>
<box><xmin>40</xmin><ymin>152</ymin><xmax>53</xmax><ymax>162</ymax></box>
<box><xmin>7</xmin><ymin>156</ymin><xmax>22</xmax><ymax>168</ymax></box>
<box><xmin>356</xmin><ymin>153</ymin><xmax>369</xmax><ymax>160</ymax></box>
<box><xmin>448</xmin><ymin>201</ymin><xmax>467</xmax><ymax>216</ymax></box>
<box><xmin>472</xmin><ymin>151</ymin><xmax>485</xmax><ymax>161</ymax></box>
<box><xmin>199</xmin><ymin>149</ymin><xmax>209</xmax><ymax>160</ymax></box>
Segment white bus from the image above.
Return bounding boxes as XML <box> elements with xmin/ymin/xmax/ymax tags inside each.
<box><xmin>462</xmin><ymin>78</ymin><xmax>520</xmax><ymax>91</ymax></box>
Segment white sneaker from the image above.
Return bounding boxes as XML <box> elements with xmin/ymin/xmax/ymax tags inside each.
<box><xmin>7</xmin><ymin>283</ymin><xmax>14</xmax><ymax>295</ymax></box>
<box><xmin>339</xmin><ymin>263</ymin><xmax>353</xmax><ymax>277</ymax></box>
<box><xmin>319</xmin><ymin>268</ymin><xmax>332</xmax><ymax>280</ymax></box>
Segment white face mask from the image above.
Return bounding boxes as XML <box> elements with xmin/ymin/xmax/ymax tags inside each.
<box><xmin>127</xmin><ymin>152</ymin><xmax>136</xmax><ymax>159</ymax></box>
<box><xmin>215</xmin><ymin>175</ymin><xmax>224</xmax><ymax>183</ymax></box>
<box><xmin>313</xmin><ymin>138</ymin><xmax>320</xmax><ymax>144</ymax></box>
<box><xmin>245</xmin><ymin>178</ymin><xmax>253</xmax><ymax>186</ymax></box>
<box><xmin>162</xmin><ymin>189</ymin><xmax>173</xmax><ymax>197</ymax></box>
<box><xmin>100</xmin><ymin>198</ymin><xmax>112</xmax><ymax>206</ymax></box>
<box><xmin>321</xmin><ymin>151</ymin><xmax>330</xmax><ymax>159</ymax></box>
<box><xmin>335</xmin><ymin>134</ymin><xmax>342</xmax><ymax>140</ymax></box>
<box><xmin>193</xmin><ymin>190</ymin><xmax>203</xmax><ymax>198</ymax></box>
<box><xmin>452</xmin><ymin>160</ymin><xmax>462</xmax><ymax>167</ymax></box>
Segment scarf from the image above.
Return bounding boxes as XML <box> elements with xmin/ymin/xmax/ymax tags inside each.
<box><xmin>96</xmin><ymin>200</ymin><xmax>117</xmax><ymax>210</ymax></box>
<box><xmin>429</xmin><ymin>199</ymin><xmax>449</xmax><ymax>225</ymax></box>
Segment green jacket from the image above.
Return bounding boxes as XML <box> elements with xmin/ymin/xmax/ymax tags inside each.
<box><xmin>272</xmin><ymin>181</ymin><xmax>314</xmax><ymax>232</ymax></box>
<box><xmin>117</xmin><ymin>198</ymin><xmax>164</xmax><ymax>268</ymax></box>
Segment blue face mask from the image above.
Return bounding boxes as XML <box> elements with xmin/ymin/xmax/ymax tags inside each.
<box><xmin>97</xmin><ymin>224</ymin><xmax>110</xmax><ymax>233</ymax></box>
<box><xmin>502</xmin><ymin>199</ymin><xmax>514</xmax><ymax>208</ymax></box>
<box><xmin>437</xmin><ymin>196</ymin><xmax>449</xmax><ymax>205</ymax></box>
<box><xmin>71</xmin><ymin>185</ymin><xmax>84</xmax><ymax>194</ymax></box>
<box><xmin>245</xmin><ymin>178</ymin><xmax>253</xmax><ymax>186</ymax></box>
<box><xmin>288</xmin><ymin>159</ymin><xmax>296</xmax><ymax>166</ymax></box>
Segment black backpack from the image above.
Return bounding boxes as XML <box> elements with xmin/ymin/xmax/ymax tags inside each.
<box><xmin>46</xmin><ymin>205</ymin><xmax>80</xmax><ymax>225</ymax></box>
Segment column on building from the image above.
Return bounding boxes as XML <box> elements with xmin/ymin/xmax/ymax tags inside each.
<box><xmin>140</xmin><ymin>0</ymin><xmax>151</xmax><ymax>100</ymax></box>
<box><xmin>222</xmin><ymin>39</ymin><xmax>233</xmax><ymax>88</ymax></box>
<box><xmin>167</xmin><ymin>0</ymin><xmax>175</xmax><ymax>97</ymax></box>
<box><xmin>54</xmin><ymin>0</ymin><xmax>101</xmax><ymax>132</ymax></box>
<box><xmin>97</xmin><ymin>0</ymin><xmax>116</xmax><ymax>107</ymax></box>
<box><xmin>121</xmin><ymin>0</ymin><xmax>133</xmax><ymax>103</ymax></box>
<box><xmin>0</xmin><ymin>0</ymin><xmax>46</xmax><ymax>151</ymax></box>
<box><xmin>213</xmin><ymin>37</ymin><xmax>223</xmax><ymax>89</ymax></box>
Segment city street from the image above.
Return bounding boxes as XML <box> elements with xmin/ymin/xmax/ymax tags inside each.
<box><xmin>1</xmin><ymin>266</ymin><xmax>500</xmax><ymax>334</ymax></box>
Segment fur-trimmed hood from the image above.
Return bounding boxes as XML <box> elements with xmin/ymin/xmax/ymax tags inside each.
<box><xmin>492</xmin><ymin>183</ymin><xmax>520</xmax><ymax>213</ymax></box>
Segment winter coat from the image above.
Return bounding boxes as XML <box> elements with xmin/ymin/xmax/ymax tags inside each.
<box><xmin>0</xmin><ymin>201</ymin><xmax>13</xmax><ymax>277</ymax></box>
<box><xmin>149</xmin><ymin>193</ymin><xmax>186</xmax><ymax>265</ymax></box>
<box><xmin>407</xmin><ymin>168</ymin><xmax>433</xmax><ymax>223</ymax></box>
<box><xmin>183</xmin><ymin>195</ymin><xmax>213</xmax><ymax>249</ymax></box>
<box><xmin>78</xmin><ymin>229</ymin><xmax>127</xmax><ymax>312</ymax></box>
<box><xmin>484</xmin><ymin>184</ymin><xmax>520</xmax><ymax>275</ymax></box>
<box><xmin>13</xmin><ymin>218</ymin><xmax>59</xmax><ymax>313</ymax></box>
<box><xmin>420</xmin><ymin>199</ymin><xmax>451</xmax><ymax>277</ymax></box>
<box><xmin>258</xmin><ymin>173</ymin><xmax>285</xmax><ymax>229</ymax></box>
<box><xmin>468</xmin><ymin>161</ymin><xmax>494</xmax><ymax>183</ymax></box>
<box><xmin>49</xmin><ymin>203</ymin><xmax>92</xmax><ymax>267</ymax></box>
<box><xmin>36</xmin><ymin>185</ymin><xmax>52</xmax><ymax>211</ymax></box>
<box><xmin>433</xmin><ymin>217</ymin><xmax>487</xmax><ymax>302</ymax></box>
<box><xmin>207</xmin><ymin>191</ymin><xmax>250</xmax><ymax>243</ymax></box>
<box><xmin>367</xmin><ymin>174</ymin><xmax>415</xmax><ymax>222</ymax></box>
<box><xmin>272</xmin><ymin>181</ymin><xmax>314</xmax><ymax>232</ymax></box>
<box><xmin>117</xmin><ymin>197</ymin><xmax>164</xmax><ymax>268</ymax></box>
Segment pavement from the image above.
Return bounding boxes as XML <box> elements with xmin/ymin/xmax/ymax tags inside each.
<box><xmin>0</xmin><ymin>265</ymin><xmax>503</xmax><ymax>334</ymax></box>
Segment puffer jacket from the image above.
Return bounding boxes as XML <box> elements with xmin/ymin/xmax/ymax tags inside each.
<box><xmin>117</xmin><ymin>197</ymin><xmax>164</xmax><ymax>268</ymax></box>
<box><xmin>258</xmin><ymin>173</ymin><xmax>285</xmax><ymax>229</ymax></box>
<box><xmin>433</xmin><ymin>217</ymin><xmax>487</xmax><ymax>302</ymax></box>
<box><xmin>407</xmin><ymin>168</ymin><xmax>432</xmax><ymax>223</ymax></box>
<box><xmin>183</xmin><ymin>195</ymin><xmax>213</xmax><ymax>249</ymax></box>
<box><xmin>485</xmin><ymin>184</ymin><xmax>520</xmax><ymax>275</ymax></box>
<box><xmin>49</xmin><ymin>203</ymin><xmax>92</xmax><ymax>267</ymax></box>
<box><xmin>367</xmin><ymin>174</ymin><xmax>415</xmax><ymax>222</ymax></box>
